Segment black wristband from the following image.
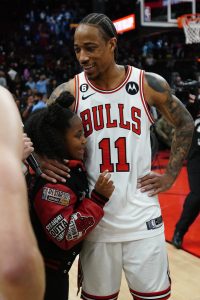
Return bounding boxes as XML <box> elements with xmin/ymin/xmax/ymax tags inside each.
<box><xmin>91</xmin><ymin>189</ymin><xmax>109</xmax><ymax>208</ymax></box>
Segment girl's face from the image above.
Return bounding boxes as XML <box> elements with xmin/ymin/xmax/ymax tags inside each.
<box><xmin>64</xmin><ymin>116</ymin><xmax>87</xmax><ymax>160</ymax></box>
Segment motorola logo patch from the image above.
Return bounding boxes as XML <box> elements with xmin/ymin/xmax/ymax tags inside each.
<box><xmin>80</xmin><ymin>84</ymin><xmax>89</xmax><ymax>93</ymax></box>
<box><xmin>126</xmin><ymin>82</ymin><xmax>139</xmax><ymax>95</ymax></box>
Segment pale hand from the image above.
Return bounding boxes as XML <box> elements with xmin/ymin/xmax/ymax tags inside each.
<box><xmin>22</xmin><ymin>133</ymin><xmax>34</xmax><ymax>161</ymax></box>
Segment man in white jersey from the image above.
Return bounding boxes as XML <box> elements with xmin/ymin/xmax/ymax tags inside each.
<box><xmin>42</xmin><ymin>13</ymin><xmax>194</xmax><ymax>300</ymax></box>
<box><xmin>0</xmin><ymin>86</ymin><xmax>45</xmax><ymax>300</ymax></box>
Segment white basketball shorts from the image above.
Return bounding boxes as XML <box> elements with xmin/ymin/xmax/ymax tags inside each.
<box><xmin>80</xmin><ymin>233</ymin><xmax>171</xmax><ymax>300</ymax></box>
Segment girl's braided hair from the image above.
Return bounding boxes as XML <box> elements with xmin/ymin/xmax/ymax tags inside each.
<box><xmin>24</xmin><ymin>91</ymin><xmax>77</xmax><ymax>161</ymax></box>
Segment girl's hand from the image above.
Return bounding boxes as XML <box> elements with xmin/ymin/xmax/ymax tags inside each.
<box><xmin>95</xmin><ymin>170</ymin><xmax>115</xmax><ymax>199</ymax></box>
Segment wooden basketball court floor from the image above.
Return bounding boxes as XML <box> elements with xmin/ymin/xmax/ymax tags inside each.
<box><xmin>69</xmin><ymin>243</ymin><xmax>200</xmax><ymax>300</ymax></box>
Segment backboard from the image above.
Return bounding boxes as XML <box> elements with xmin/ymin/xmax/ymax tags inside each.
<box><xmin>140</xmin><ymin>0</ymin><xmax>197</xmax><ymax>27</ymax></box>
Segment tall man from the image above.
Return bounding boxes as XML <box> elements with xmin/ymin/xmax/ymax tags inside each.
<box><xmin>45</xmin><ymin>13</ymin><xmax>194</xmax><ymax>300</ymax></box>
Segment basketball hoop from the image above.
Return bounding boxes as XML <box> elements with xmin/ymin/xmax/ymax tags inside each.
<box><xmin>177</xmin><ymin>14</ymin><xmax>200</xmax><ymax>44</ymax></box>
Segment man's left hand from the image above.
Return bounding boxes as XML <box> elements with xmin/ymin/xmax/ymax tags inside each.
<box><xmin>137</xmin><ymin>172</ymin><xmax>174</xmax><ymax>196</ymax></box>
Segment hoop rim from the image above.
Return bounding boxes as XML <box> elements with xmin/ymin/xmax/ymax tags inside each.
<box><xmin>177</xmin><ymin>13</ymin><xmax>200</xmax><ymax>28</ymax></box>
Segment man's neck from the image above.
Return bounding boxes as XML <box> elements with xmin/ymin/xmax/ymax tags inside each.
<box><xmin>89</xmin><ymin>64</ymin><xmax>126</xmax><ymax>90</ymax></box>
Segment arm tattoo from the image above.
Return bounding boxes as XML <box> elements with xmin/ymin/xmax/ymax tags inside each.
<box><xmin>165</xmin><ymin>94</ymin><xmax>194</xmax><ymax>181</ymax></box>
<box><xmin>146</xmin><ymin>73</ymin><xmax>166</xmax><ymax>93</ymax></box>
<box><xmin>47</xmin><ymin>82</ymin><xmax>70</xmax><ymax>105</ymax></box>
<box><xmin>146</xmin><ymin>73</ymin><xmax>194</xmax><ymax>182</ymax></box>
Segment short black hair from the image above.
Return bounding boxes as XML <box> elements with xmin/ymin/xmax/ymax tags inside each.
<box><xmin>25</xmin><ymin>91</ymin><xmax>77</xmax><ymax>161</ymax></box>
<box><xmin>35</xmin><ymin>92</ymin><xmax>43</xmax><ymax>98</ymax></box>
<box><xmin>79</xmin><ymin>13</ymin><xmax>118</xmax><ymax>59</ymax></box>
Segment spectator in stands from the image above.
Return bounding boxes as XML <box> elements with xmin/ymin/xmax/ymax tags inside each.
<box><xmin>47</xmin><ymin>78</ymin><xmax>58</xmax><ymax>97</ymax></box>
<box><xmin>12</xmin><ymin>93</ymin><xmax>21</xmax><ymax>111</ymax></box>
<box><xmin>2</xmin><ymin>0</ymin><xmax>200</xmax><ymax>107</ymax></box>
<box><xmin>25</xmin><ymin>76</ymin><xmax>36</xmax><ymax>91</ymax></box>
<box><xmin>22</xmin><ymin>94</ymin><xmax>35</xmax><ymax>121</ymax></box>
<box><xmin>0</xmin><ymin>70</ymin><xmax>7</xmax><ymax>88</ymax></box>
<box><xmin>32</xmin><ymin>92</ymin><xmax>47</xmax><ymax>113</ymax></box>
<box><xmin>7</xmin><ymin>66</ymin><xmax>17</xmax><ymax>82</ymax></box>
<box><xmin>36</xmin><ymin>74</ymin><xmax>49</xmax><ymax>95</ymax></box>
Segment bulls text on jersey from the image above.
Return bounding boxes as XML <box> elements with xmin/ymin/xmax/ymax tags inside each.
<box><xmin>80</xmin><ymin>103</ymin><xmax>141</xmax><ymax>137</ymax></box>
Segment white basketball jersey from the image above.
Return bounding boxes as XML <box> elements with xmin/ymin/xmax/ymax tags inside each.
<box><xmin>74</xmin><ymin>66</ymin><xmax>164</xmax><ymax>242</ymax></box>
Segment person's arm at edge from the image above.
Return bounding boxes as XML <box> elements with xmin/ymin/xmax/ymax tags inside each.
<box><xmin>138</xmin><ymin>72</ymin><xmax>194</xmax><ymax>196</ymax></box>
<box><xmin>0</xmin><ymin>87</ymin><xmax>45</xmax><ymax>300</ymax></box>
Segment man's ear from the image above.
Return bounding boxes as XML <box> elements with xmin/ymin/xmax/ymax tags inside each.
<box><xmin>109</xmin><ymin>37</ymin><xmax>117</xmax><ymax>53</ymax></box>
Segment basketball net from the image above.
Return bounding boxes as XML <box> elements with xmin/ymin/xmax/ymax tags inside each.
<box><xmin>177</xmin><ymin>14</ymin><xmax>200</xmax><ymax>44</ymax></box>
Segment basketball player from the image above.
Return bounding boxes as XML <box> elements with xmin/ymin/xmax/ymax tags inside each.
<box><xmin>0</xmin><ymin>86</ymin><xmax>45</xmax><ymax>300</ymax></box>
<box><xmin>42</xmin><ymin>13</ymin><xmax>194</xmax><ymax>300</ymax></box>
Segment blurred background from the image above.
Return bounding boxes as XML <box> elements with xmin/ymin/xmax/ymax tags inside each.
<box><xmin>0</xmin><ymin>0</ymin><xmax>199</xmax><ymax>124</ymax></box>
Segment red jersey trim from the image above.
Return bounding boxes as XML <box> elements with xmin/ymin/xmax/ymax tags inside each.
<box><xmin>139</xmin><ymin>70</ymin><xmax>154</xmax><ymax>124</ymax></box>
<box><xmin>84</xmin><ymin>65</ymin><xmax>132</xmax><ymax>94</ymax></box>
<box><xmin>74</xmin><ymin>75</ymin><xmax>80</xmax><ymax>113</ymax></box>
<box><xmin>81</xmin><ymin>290</ymin><xmax>119</xmax><ymax>300</ymax></box>
<box><xmin>130</xmin><ymin>286</ymin><xmax>171</xmax><ymax>299</ymax></box>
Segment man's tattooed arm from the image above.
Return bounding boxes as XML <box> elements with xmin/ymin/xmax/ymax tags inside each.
<box><xmin>47</xmin><ymin>80</ymin><xmax>75</xmax><ymax>106</ymax></box>
<box><xmin>145</xmin><ymin>72</ymin><xmax>194</xmax><ymax>184</ymax></box>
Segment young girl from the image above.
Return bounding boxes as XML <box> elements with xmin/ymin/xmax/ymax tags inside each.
<box><xmin>25</xmin><ymin>91</ymin><xmax>114</xmax><ymax>300</ymax></box>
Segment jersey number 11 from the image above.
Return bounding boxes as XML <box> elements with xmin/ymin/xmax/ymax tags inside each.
<box><xmin>99</xmin><ymin>137</ymin><xmax>130</xmax><ymax>173</ymax></box>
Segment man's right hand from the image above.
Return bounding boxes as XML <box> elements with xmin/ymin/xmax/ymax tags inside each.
<box><xmin>38</xmin><ymin>157</ymin><xmax>70</xmax><ymax>183</ymax></box>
